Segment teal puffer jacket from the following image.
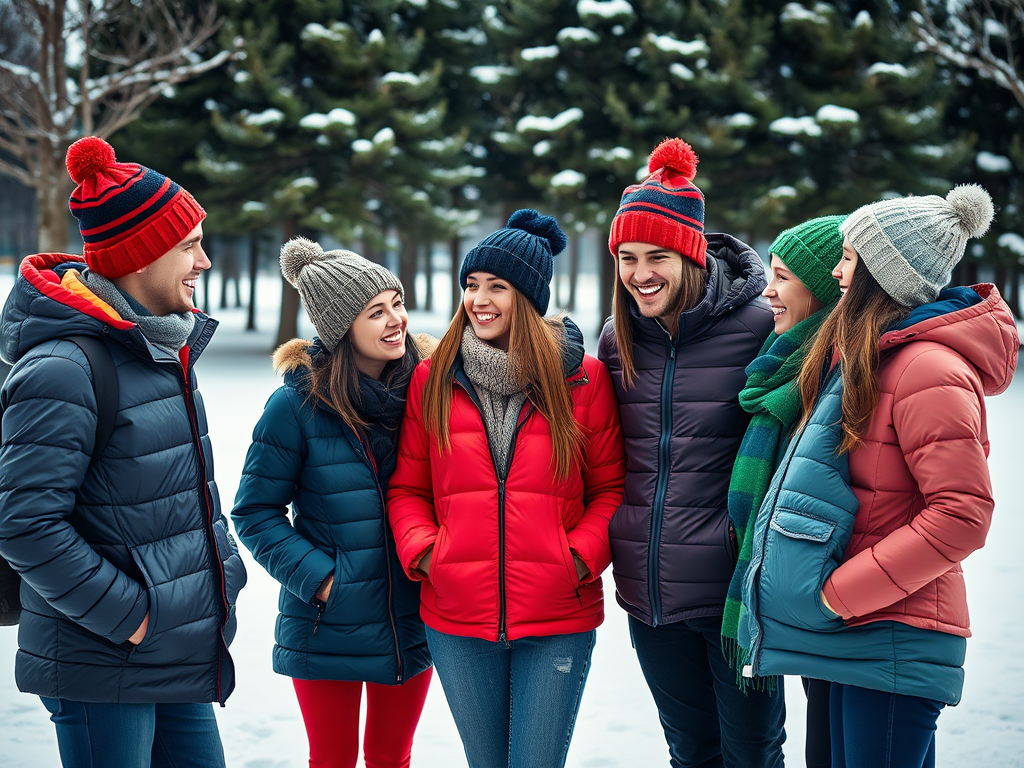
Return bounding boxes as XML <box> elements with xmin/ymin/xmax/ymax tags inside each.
<box><xmin>232</xmin><ymin>339</ymin><xmax>429</xmax><ymax>685</ymax></box>
<box><xmin>739</xmin><ymin>370</ymin><xmax>967</xmax><ymax>705</ymax></box>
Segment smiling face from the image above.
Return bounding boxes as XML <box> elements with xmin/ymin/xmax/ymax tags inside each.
<box><xmin>347</xmin><ymin>289</ymin><xmax>408</xmax><ymax>379</ymax></box>
<box><xmin>122</xmin><ymin>223</ymin><xmax>209</xmax><ymax>316</ymax></box>
<box><xmin>616</xmin><ymin>242</ymin><xmax>688</xmax><ymax>322</ymax></box>
<box><xmin>762</xmin><ymin>255</ymin><xmax>823</xmax><ymax>334</ymax></box>
<box><xmin>834</xmin><ymin>239</ymin><xmax>860</xmax><ymax>297</ymax></box>
<box><xmin>463</xmin><ymin>271</ymin><xmax>514</xmax><ymax>350</ymax></box>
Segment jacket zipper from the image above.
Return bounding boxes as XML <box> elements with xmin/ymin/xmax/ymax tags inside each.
<box><xmin>453</xmin><ymin>377</ymin><xmax>531</xmax><ymax>646</ymax></box>
<box><xmin>743</xmin><ymin>369</ymin><xmax>836</xmax><ymax>678</ymax></box>
<box><xmin>355</xmin><ymin>434</ymin><xmax>405</xmax><ymax>684</ymax></box>
<box><xmin>174</xmin><ymin>359</ymin><xmax>231</xmax><ymax>705</ymax></box>
<box><xmin>648</xmin><ymin>340</ymin><xmax>677</xmax><ymax>627</ymax></box>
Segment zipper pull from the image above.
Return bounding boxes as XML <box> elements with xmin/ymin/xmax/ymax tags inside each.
<box><xmin>312</xmin><ymin>601</ymin><xmax>325</xmax><ymax>636</ymax></box>
<box><xmin>499</xmin><ymin>630</ymin><xmax>510</xmax><ymax>649</ymax></box>
<box><xmin>396</xmin><ymin>673</ymin><xmax>403</xmax><ymax>684</ymax></box>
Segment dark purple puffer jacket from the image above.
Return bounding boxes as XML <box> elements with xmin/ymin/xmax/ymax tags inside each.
<box><xmin>598</xmin><ymin>234</ymin><xmax>773</xmax><ymax>627</ymax></box>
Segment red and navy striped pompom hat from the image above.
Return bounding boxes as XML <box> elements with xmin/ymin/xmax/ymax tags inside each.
<box><xmin>66</xmin><ymin>136</ymin><xmax>205</xmax><ymax>278</ymax></box>
<box><xmin>608</xmin><ymin>138</ymin><xmax>707</xmax><ymax>267</ymax></box>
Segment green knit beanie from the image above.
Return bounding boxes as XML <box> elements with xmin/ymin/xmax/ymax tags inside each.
<box><xmin>769</xmin><ymin>214</ymin><xmax>847</xmax><ymax>306</ymax></box>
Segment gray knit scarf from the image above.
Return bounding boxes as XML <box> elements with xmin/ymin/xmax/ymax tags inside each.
<box><xmin>85</xmin><ymin>271</ymin><xmax>196</xmax><ymax>353</ymax></box>
<box><xmin>460</xmin><ymin>325</ymin><xmax>526</xmax><ymax>478</ymax></box>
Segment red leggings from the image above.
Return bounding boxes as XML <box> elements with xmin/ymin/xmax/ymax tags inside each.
<box><xmin>292</xmin><ymin>668</ymin><xmax>433</xmax><ymax>768</ymax></box>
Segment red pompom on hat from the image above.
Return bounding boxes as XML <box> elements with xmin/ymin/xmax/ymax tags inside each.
<box><xmin>608</xmin><ymin>137</ymin><xmax>708</xmax><ymax>267</ymax></box>
<box><xmin>66</xmin><ymin>136</ymin><xmax>205</xmax><ymax>278</ymax></box>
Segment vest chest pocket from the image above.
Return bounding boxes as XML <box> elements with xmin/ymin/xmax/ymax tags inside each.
<box><xmin>761</xmin><ymin>509</ymin><xmax>844</xmax><ymax>631</ymax></box>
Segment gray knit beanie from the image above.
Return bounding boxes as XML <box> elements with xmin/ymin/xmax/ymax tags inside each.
<box><xmin>280</xmin><ymin>236</ymin><xmax>404</xmax><ymax>351</ymax></box>
<box><xmin>840</xmin><ymin>184</ymin><xmax>994</xmax><ymax>307</ymax></box>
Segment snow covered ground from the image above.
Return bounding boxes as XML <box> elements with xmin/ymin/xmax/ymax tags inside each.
<box><xmin>0</xmin><ymin>267</ymin><xmax>1022</xmax><ymax>767</ymax></box>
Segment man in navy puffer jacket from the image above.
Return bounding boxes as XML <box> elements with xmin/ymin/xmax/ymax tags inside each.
<box><xmin>0</xmin><ymin>137</ymin><xmax>246</xmax><ymax>767</ymax></box>
<box><xmin>598</xmin><ymin>138</ymin><xmax>783</xmax><ymax>768</ymax></box>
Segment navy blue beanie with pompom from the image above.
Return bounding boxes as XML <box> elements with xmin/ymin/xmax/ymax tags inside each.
<box><xmin>459</xmin><ymin>209</ymin><xmax>567</xmax><ymax>315</ymax></box>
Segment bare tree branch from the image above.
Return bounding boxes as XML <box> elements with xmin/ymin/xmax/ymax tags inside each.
<box><xmin>915</xmin><ymin>0</ymin><xmax>1024</xmax><ymax>109</ymax></box>
<box><xmin>0</xmin><ymin>0</ymin><xmax>234</xmax><ymax>250</ymax></box>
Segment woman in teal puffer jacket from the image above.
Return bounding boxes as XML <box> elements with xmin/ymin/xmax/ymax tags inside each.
<box><xmin>232</xmin><ymin>238</ymin><xmax>432</xmax><ymax>768</ymax></box>
<box><xmin>741</xmin><ymin>186</ymin><xmax>1019</xmax><ymax>768</ymax></box>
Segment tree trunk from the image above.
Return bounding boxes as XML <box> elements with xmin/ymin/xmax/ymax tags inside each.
<box><xmin>275</xmin><ymin>219</ymin><xmax>301</xmax><ymax>347</ymax></box>
<box><xmin>399</xmin><ymin>231</ymin><xmax>419</xmax><ymax>311</ymax></box>
<box><xmin>994</xmin><ymin>260</ymin><xmax>1008</xmax><ymax>302</ymax></box>
<box><xmin>567</xmin><ymin>233</ymin><xmax>580</xmax><ymax>312</ymax></box>
<box><xmin>1008</xmin><ymin>260</ymin><xmax>1022</xmax><ymax>320</ymax></box>
<box><xmin>451</xmin><ymin>233</ymin><xmax>461</xmax><ymax>318</ymax></box>
<box><xmin>201</xmin><ymin>266</ymin><xmax>211</xmax><ymax>314</ymax></box>
<box><xmin>963</xmin><ymin>259</ymin><xmax>979</xmax><ymax>286</ymax></box>
<box><xmin>36</xmin><ymin>152</ymin><xmax>73</xmax><ymax>253</ymax></box>
<box><xmin>362</xmin><ymin>234</ymin><xmax>381</xmax><ymax>265</ymax></box>
<box><xmin>424</xmin><ymin>242</ymin><xmax>434</xmax><ymax>312</ymax></box>
<box><xmin>598</xmin><ymin>243</ymin><xmax>616</xmax><ymax>338</ymax></box>
<box><xmin>246</xmin><ymin>233</ymin><xmax>259</xmax><ymax>331</ymax></box>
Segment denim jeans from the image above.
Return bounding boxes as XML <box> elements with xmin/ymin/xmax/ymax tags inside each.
<box><xmin>40</xmin><ymin>698</ymin><xmax>225</xmax><ymax>768</ymax></box>
<box><xmin>628</xmin><ymin>615</ymin><xmax>786</xmax><ymax>768</ymax></box>
<box><xmin>425</xmin><ymin>626</ymin><xmax>596</xmax><ymax>768</ymax></box>
<box><xmin>830</xmin><ymin>683</ymin><xmax>942</xmax><ymax>768</ymax></box>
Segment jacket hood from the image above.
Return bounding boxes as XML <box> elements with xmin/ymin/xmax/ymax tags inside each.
<box><xmin>628</xmin><ymin>233</ymin><xmax>768</xmax><ymax>343</ymax></box>
<box><xmin>880</xmin><ymin>283</ymin><xmax>1019</xmax><ymax>396</ymax></box>
<box><xmin>2</xmin><ymin>252</ymin><xmax>215</xmax><ymax>367</ymax></box>
<box><xmin>1</xmin><ymin>254</ymin><xmax>135</xmax><ymax>364</ymax></box>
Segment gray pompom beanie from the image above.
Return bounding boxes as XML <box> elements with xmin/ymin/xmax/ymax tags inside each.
<box><xmin>840</xmin><ymin>185</ymin><xmax>994</xmax><ymax>307</ymax></box>
<box><xmin>280</xmin><ymin>237</ymin><xmax>404</xmax><ymax>351</ymax></box>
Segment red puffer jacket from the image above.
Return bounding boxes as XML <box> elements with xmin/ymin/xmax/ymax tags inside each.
<box><xmin>388</xmin><ymin>339</ymin><xmax>626</xmax><ymax>642</ymax></box>
<box><xmin>822</xmin><ymin>284</ymin><xmax>1019</xmax><ymax>636</ymax></box>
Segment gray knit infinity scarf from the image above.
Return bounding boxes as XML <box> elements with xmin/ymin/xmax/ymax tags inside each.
<box><xmin>85</xmin><ymin>271</ymin><xmax>196</xmax><ymax>353</ymax></box>
<box><xmin>460</xmin><ymin>325</ymin><xmax>526</xmax><ymax>478</ymax></box>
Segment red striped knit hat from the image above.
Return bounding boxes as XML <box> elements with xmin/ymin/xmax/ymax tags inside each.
<box><xmin>608</xmin><ymin>137</ymin><xmax>707</xmax><ymax>267</ymax></box>
<box><xmin>66</xmin><ymin>136</ymin><xmax>206</xmax><ymax>278</ymax></box>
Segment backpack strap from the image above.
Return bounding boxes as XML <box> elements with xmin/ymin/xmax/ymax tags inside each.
<box><xmin>63</xmin><ymin>335</ymin><xmax>118</xmax><ymax>468</ymax></box>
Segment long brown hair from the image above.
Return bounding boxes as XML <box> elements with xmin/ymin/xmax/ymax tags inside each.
<box><xmin>798</xmin><ymin>261</ymin><xmax>908</xmax><ymax>453</ymax></box>
<box><xmin>612</xmin><ymin>252</ymin><xmax>708</xmax><ymax>388</ymax></box>
<box><xmin>307</xmin><ymin>334</ymin><xmax>419</xmax><ymax>432</ymax></box>
<box><xmin>422</xmin><ymin>288</ymin><xmax>584</xmax><ymax>477</ymax></box>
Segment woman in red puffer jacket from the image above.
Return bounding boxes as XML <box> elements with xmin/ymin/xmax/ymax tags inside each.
<box><xmin>388</xmin><ymin>210</ymin><xmax>625</xmax><ymax>768</ymax></box>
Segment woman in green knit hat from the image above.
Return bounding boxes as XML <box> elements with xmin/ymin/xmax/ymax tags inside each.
<box><xmin>721</xmin><ymin>214</ymin><xmax>847</xmax><ymax>768</ymax></box>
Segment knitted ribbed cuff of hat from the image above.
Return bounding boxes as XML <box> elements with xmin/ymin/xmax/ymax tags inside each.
<box><xmin>769</xmin><ymin>214</ymin><xmax>845</xmax><ymax>306</ymax></box>
<box><xmin>86</xmin><ymin>191</ymin><xmax>206</xmax><ymax>279</ymax></box>
<box><xmin>841</xmin><ymin>210</ymin><xmax>939</xmax><ymax>307</ymax></box>
<box><xmin>609</xmin><ymin>211</ymin><xmax>709</xmax><ymax>268</ymax></box>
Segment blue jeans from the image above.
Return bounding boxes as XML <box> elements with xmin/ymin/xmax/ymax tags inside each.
<box><xmin>830</xmin><ymin>683</ymin><xmax>942</xmax><ymax>768</ymax></box>
<box><xmin>425</xmin><ymin>626</ymin><xmax>595</xmax><ymax>768</ymax></box>
<box><xmin>629</xmin><ymin>615</ymin><xmax>786</xmax><ymax>768</ymax></box>
<box><xmin>40</xmin><ymin>698</ymin><xmax>225</xmax><ymax>768</ymax></box>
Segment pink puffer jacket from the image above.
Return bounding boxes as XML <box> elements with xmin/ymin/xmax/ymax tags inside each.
<box><xmin>822</xmin><ymin>284</ymin><xmax>1019</xmax><ymax>636</ymax></box>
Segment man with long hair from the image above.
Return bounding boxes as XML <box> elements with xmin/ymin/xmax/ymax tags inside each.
<box><xmin>598</xmin><ymin>138</ymin><xmax>783</xmax><ymax>768</ymax></box>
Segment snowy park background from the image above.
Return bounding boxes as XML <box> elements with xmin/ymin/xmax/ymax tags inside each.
<box><xmin>0</xmin><ymin>257</ymin><xmax>1021</xmax><ymax>767</ymax></box>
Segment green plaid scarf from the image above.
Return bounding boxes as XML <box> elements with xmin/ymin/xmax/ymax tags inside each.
<box><xmin>721</xmin><ymin>305</ymin><xmax>832</xmax><ymax>689</ymax></box>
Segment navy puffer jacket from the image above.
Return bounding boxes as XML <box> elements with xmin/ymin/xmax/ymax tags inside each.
<box><xmin>0</xmin><ymin>254</ymin><xmax>246</xmax><ymax>704</ymax></box>
<box><xmin>231</xmin><ymin>339</ymin><xmax>430</xmax><ymax>685</ymax></box>
<box><xmin>598</xmin><ymin>235</ymin><xmax>773</xmax><ymax>626</ymax></box>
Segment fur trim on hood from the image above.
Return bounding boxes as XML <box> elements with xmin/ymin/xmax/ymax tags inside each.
<box><xmin>272</xmin><ymin>333</ymin><xmax>438</xmax><ymax>375</ymax></box>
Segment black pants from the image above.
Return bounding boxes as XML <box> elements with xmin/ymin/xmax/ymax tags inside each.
<box><xmin>803</xmin><ymin>677</ymin><xmax>832</xmax><ymax>768</ymax></box>
<box><xmin>629</xmin><ymin>615</ymin><xmax>786</xmax><ymax>768</ymax></box>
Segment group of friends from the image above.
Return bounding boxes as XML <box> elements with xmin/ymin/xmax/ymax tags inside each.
<box><xmin>0</xmin><ymin>133</ymin><xmax>1017</xmax><ymax>768</ymax></box>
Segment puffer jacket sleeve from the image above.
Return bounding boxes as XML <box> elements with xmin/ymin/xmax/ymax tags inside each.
<box><xmin>231</xmin><ymin>386</ymin><xmax>334</xmax><ymax>603</ymax></box>
<box><xmin>0</xmin><ymin>349</ymin><xmax>148</xmax><ymax>644</ymax></box>
<box><xmin>823</xmin><ymin>348</ymin><xmax>993</xmax><ymax>619</ymax></box>
<box><xmin>388</xmin><ymin>362</ymin><xmax>438</xmax><ymax>581</ymax></box>
<box><xmin>567</xmin><ymin>357</ymin><xmax>626</xmax><ymax>583</ymax></box>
